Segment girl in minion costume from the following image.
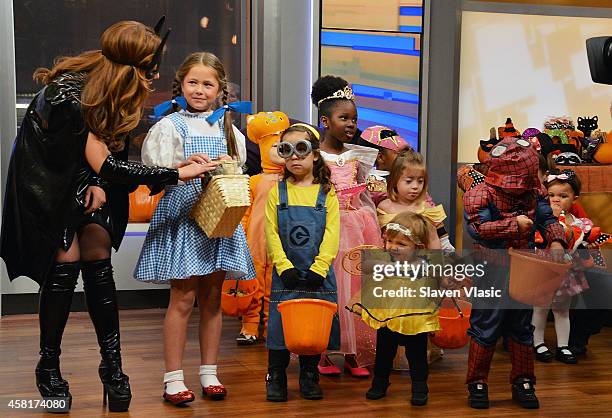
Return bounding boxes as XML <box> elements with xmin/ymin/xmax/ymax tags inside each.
<box><xmin>265</xmin><ymin>123</ymin><xmax>340</xmax><ymax>401</ymax></box>
<box><xmin>237</xmin><ymin>111</ymin><xmax>290</xmax><ymax>344</ymax></box>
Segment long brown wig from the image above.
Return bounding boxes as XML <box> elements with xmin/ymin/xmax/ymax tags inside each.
<box><xmin>33</xmin><ymin>21</ymin><xmax>162</xmax><ymax>152</ymax></box>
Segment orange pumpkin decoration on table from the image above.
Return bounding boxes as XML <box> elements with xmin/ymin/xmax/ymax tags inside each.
<box><xmin>477</xmin><ymin>127</ymin><xmax>500</xmax><ymax>163</ymax></box>
<box><xmin>128</xmin><ymin>185</ymin><xmax>164</xmax><ymax>222</ymax></box>
<box><xmin>593</xmin><ymin>140</ymin><xmax>612</xmax><ymax>164</ymax></box>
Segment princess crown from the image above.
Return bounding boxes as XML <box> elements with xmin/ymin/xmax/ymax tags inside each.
<box><xmin>386</xmin><ymin>223</ymin><xmax>423</xmax><ymax>246</ymax></box>
<box><xmin>317</xmin><ymin>85</ymin><xmax>355</xmax><ymax>107</ymax></box>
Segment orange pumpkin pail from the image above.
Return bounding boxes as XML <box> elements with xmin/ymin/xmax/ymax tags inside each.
<box><xmin>221</xmin><ymin>279</ymin><xmax>258</xmax><ymax>317</ymax></box>
<box><xmin>277</xmin><ymin>299</ymin><xmax>337</xmax><ymax>355</ymax></box>
<box><xmin>508</xmin><ymin>249</ymin><xmax>572</xmax><ymax>307</ymax></box>
<box><xmin>128</xmin><ymin>185</ymin><xmax>163</xmax><ymax>223</ymax></box>
<box><xmin>430</xmin><ymin>298</ymin><xmax>471</xmax><ymax>349</ymax></box>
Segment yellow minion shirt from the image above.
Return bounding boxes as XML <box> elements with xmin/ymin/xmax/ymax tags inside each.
<box><xmin>265</xmin><ymin>182</ymin><xmax>340</xmax><ymax>277</ymax></box>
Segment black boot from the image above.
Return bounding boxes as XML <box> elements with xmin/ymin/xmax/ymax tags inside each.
<box><xmin>411</xmin><ymin>381</ymin><xmax>428</xmax><ymax>406</ymax></box>
<box><xmin>467</xmin><ymin>382</ymin><xmax>489</xmax><ymax>409</ymax></box>
<box><xmin>37</xmin><ymin>261</ymin><xmax>79</xmax><ymax>413</ymax></box>
<box><xmin>512</xmin><ymin>378</ymin><xmax>539</xmax><ymax>409</ymax></box>
<box><xmin>82</xmin><ymin>259</ymin><xmax>131</xmax><ymax>412</ymax></box>
<box><xmin>266</xmin><ymin>369</ymin><xmax>288</xmax><ymax>402</ymax></box>
<box><xmin>366</xmin><ymin>376</ymin><xmax>390</xmax><ymax>400</ymax></box>
<box><xmin>299</xmin><ymin>355</ymin><xmax>323</xmax><ymax>400</ymax></box>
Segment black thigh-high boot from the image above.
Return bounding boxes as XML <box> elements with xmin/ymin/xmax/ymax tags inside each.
<box><xmin>37</xmin><ymin>261</ymin><xmax>79</xmax><ymax>411</ymax></box>
<box><xmin>81</xmin><ymin>259</ymin><xmax>131</xmax><ymax>412</ymax></box>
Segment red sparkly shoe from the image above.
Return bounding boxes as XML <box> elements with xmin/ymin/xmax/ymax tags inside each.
<box><xmin>163</xmin><ymin>389</ymin><xmax>195</xmax><ymax>406</ymax></box>
<box><xmin>202</xmin><ymin>385</ymin><xmax>227</xmax><ymax>400</ymax></box>
<box><xmin>344</xmin><ymin>354</ymin><xmax>370</xmax><ymax>378</ymax></box>
<box><xmin>318</xmin><ymin>354</ymin><xmax>342</xmax><ymax>376</ymax></box>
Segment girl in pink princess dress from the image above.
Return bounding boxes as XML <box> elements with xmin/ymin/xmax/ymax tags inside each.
<box><xmin>311</xmin><ymin>75</ymin><xmax>383</xmax><ymax>377</ymax></box>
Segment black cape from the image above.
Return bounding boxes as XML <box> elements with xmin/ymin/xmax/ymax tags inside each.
<box><xmin>1</xmin><ymin>73</ymin><xmax>132</xmax><ymax>285</ymax></box>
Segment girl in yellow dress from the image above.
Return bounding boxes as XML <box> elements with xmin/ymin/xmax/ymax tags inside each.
<box><xmin>377</xmin><ymin>150</ymin><xmax>454</xmax><ymax>252</ymax></box>
<box><xmin>362</xmin><ymin>212</ymin><xmax>440</xmax><ymax>406</ymax></box>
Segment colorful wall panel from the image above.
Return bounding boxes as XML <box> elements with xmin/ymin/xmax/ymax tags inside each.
<box><xmin>320</xmin><ymin>0</ymin><xmax>425</xmax><ymax>149</ymax></box>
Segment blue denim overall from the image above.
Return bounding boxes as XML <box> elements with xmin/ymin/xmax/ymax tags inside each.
<box><xmin>266</xmin><ymin>181</ymin><xmax>340</xmax><ymax>351</ymax></box>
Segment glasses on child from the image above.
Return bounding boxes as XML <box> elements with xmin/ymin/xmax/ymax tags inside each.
<box><xmin>277</xmin><ymin>140</ymin><xmax>313</xmax><ymax>159</ymax></box>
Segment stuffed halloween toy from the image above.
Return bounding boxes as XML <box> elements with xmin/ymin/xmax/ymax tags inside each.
<box><xmin>577</xmin><ymin>116</ymin><xmax>598</xmax><ymax>138</ymax></box>
<box><xmin>238</xmin><ymin>111</ymin><xmax>289</xmax><ymax>343</ymax></box>
<box><xmin>497</xmin><ymin>117</ymin><xmax>521</xmax><ymax>139</ymax></box>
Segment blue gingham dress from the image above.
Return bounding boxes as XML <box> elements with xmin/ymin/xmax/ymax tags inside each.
<box><xmin>134</xmin><ymin>112</ymin><xmax>256</xmax><ymax>283</ymax></box>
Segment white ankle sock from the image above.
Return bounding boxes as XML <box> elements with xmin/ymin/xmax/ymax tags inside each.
<box><xmin>199</xmin><ymin>364</ymin><xmax>221</xmax><ymax>387</ymax></box>
<box><xmin>164</xmin><ymin>370</ymin><xmax>189</xmax><ymax>395</ymax></box>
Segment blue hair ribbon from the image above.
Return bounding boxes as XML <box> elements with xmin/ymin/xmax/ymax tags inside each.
<box><xmin>152</xmin><ymin>96</ymin><xmax>188</xmax><ymax>118</ymax></box>
<box><xmin>206</xmin><ymin>101</ymin><xmax>252</xmax><ymax>124</ymax></box>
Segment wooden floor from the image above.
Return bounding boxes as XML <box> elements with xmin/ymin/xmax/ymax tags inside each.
<box><xmin>1</xmin><ymin>309</ymin><xmax>611</xmax><ymax>417</ymax></box>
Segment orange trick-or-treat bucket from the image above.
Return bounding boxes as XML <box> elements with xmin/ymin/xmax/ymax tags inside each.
<box><xmin>277</xmin><ymin>299</ymin><xmax>337</xmax><ymax>355</ymax></box>
<box><xmin>430</xmin><ymin>299</ymin><xmax>472</xmax><ymax>349</ymax></box>
<box><xmin>221</xmin><ymin>279</ymin><xmax>258</xmax><ymax>317</ymax></box>
<box><xmin>508</xmin><ymin>248</ymin><xmax>572</xmax><ymax>307</ymax></box>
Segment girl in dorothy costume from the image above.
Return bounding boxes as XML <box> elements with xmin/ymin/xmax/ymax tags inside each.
<box><xmin>134</xmin><ymin>52</ymin><xmax>255</xmax><ymax>406</ymax></box>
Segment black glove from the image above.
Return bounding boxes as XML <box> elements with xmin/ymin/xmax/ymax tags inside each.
<box><xmin>280</xmin><ymin>268</ymin><xmax>301</xmax><ymax>290</ymax></box>
<box><xmin>99</xmin><ymin>155</ymin><xmax>179</xmax><ymax>186</ymax></box>
<box><xmin>305</xmin><ymin>270</ymin><xmax>325</xmax><ymax>289</ymax></box>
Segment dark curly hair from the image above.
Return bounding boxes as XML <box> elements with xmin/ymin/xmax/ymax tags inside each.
<box><xmin>280</xmin><ymin>124</ymin><xmax>332</xmax><ymax>194</ymax></box>
<box><xmin>544</xmin><ymin>168</ymin><xmax>581</xmax><ymax>196</ymax></box>
<box><xmin>311</xmin><ymin>75</ymin><xmax>353</xmax><ymax>117</ymax></box>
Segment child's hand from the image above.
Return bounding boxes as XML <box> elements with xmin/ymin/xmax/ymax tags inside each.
<box><xmin>280</xmin><ymin>268</ymin><xmax>300</xmax><ymax>289</ymax></box>
<box><xmin>187</xmin><ymin>153</ymin><xmax>212</xmax><ymax>164</ymax></box>
<box><xmin>306</xmin><ymin>270</ymin><xmax>325</xmax><ymax>289</ymax></box>
<box><xmin>551</xmin><ymin>204</ymin><xmax>563</xmax><ymax>218</ymax></box>
<box><xmin>178</xmin><ymin>161</ymin><xmax>219</xmax><ymax>182</ymax></box>
<box><xmin>177</xmin><ymin>153</ymin><xmax>211</xmax><ymax>168</ymax></box>
<box><xmin>549</xmin><ymin>241</ymin><xmax>565</xmax><ymax>262</ymax></box>
<box><xmin>83</xmin><ymin>186</ymin><xmax>106</xmax><ymax>214</ymax></box>
<box><xmin>517</xmin><ymin>215</ymin><xmax>533</xmax><ymax>233</ymax></box>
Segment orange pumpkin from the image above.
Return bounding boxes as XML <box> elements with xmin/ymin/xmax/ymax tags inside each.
<box><xmin>221</xmin><ymin>279</ymin><xmax>258</xmax><ymax>317</ymax></box>
<box><xmin>128</xmin><ymin>185</ymin><xmax>164</xmax><ymax>222</ymax></box>
<box><xmin>593</xmin><ymin>142</ymin><xmax>612</xmax><ymax>164</ymax></box>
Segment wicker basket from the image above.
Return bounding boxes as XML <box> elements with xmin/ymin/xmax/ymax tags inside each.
<box><xmin>190</xmin><ymin>160</ymin><xmax>250</xmax><ymax>238</ymax></box>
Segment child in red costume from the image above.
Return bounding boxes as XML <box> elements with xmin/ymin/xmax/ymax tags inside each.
<box><xmin>461</xmin><ymin>137</ymin><xmax>566</xmax><ymax>409</ymax></box>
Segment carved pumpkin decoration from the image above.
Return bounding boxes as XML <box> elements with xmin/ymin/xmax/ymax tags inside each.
<box><xmin>477</xmin><ymin>127</ymin><xmax>500</xmax><ymax>163</ymax></box>
<box><xmin>593</xmin><ymin>142</ymin><xmax>612</xmax><ymax>164</ymax></box>
<box><xmin>128</xmin><ymin>185</ymin><xmax>164</xmax><ymax>222</ymax></box>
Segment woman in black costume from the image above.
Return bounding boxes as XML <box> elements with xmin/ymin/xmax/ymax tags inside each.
<box><xmin>0</xmin><ymin>19</ymin><xmax>216</xmax><ymax>412</ymax></box>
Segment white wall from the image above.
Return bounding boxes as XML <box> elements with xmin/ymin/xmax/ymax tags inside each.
<box><xmin>458</xmin><ymin>11</ymin><xmax>612</xmax><ymax>163</ymax></box>
<box><xmin>1</xmin><ymin>225</ymin><xmax>168</xmax><ymax>295</ymax></box>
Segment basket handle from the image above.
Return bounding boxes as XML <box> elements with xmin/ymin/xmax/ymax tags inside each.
<box><xmin>434</xmin><ymin>296</ymin><xmax>465</xmax><ymax>319</ymax></box>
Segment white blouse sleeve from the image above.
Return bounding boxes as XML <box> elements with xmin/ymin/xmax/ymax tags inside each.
<box><xmin>141</xmin><ymin>118</ymin><xmax>185</xmax><ymax>169</ymax></box>
<box><xmin>232</xmin><ymin>125</ymin><xmax>247</xmax><ymax>166</ymax></box>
